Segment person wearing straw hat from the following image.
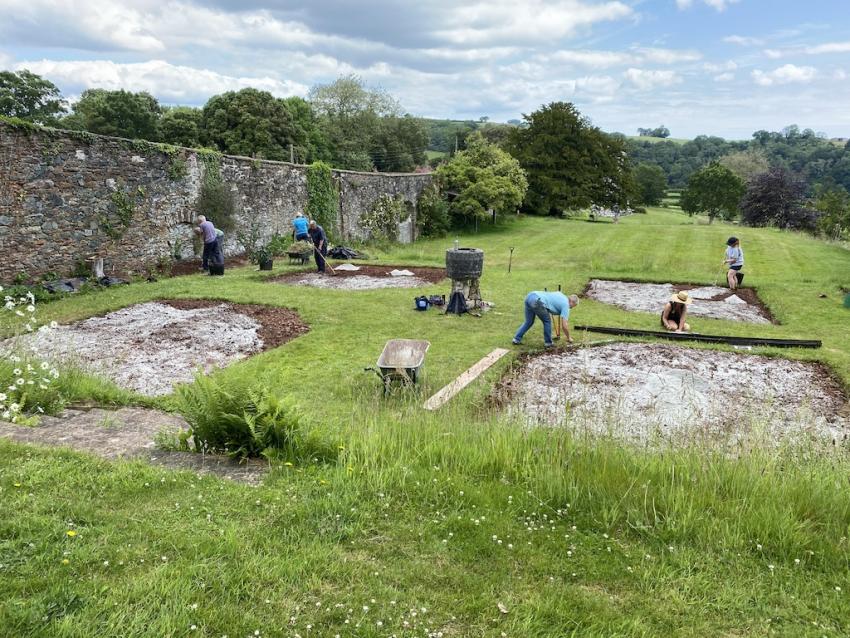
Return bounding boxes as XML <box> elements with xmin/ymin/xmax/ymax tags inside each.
<box><xmin>661</xmin><ymin>291</ymin><xmax>692</xmax><ymax>332</ymax></box>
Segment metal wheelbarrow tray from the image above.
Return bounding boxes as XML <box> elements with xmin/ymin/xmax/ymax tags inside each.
<box><xmin>366</xmin><ymin>339</ymin><xmax>431</xmax><ymax>393</ymax></box>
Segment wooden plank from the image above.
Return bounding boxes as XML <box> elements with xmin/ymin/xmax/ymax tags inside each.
<box><xmin>424</xmin><ymin>348</ymin><xmax>510</xmax><ymax>410</ymax></box>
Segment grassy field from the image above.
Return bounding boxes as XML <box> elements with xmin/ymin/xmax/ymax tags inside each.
<box><xmin>2</xmin><ymin>209</ymin><xmax>850</xmax><ymax>636</ymax></box>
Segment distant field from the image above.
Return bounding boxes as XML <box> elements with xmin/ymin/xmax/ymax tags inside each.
<box><xmin>425</xmin><ymin>150</ymin><xmax>448</xmax><ymax>160</ymax></box>
<box><xmin>628</xmin><ymin>135</ymin><xmax>690</xmax><ymax>145</ymax></box>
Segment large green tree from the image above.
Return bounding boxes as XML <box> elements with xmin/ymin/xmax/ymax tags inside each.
<box><xmin>0</xmin><ymin>69</ymin><xmax>66</xmax><ymax>125</ymax></box>
<box><xmin>436</xmin><ymin>133</ymin><xmax>527</xmax><ymax>224</ymax></box>
<box><xmin>63</xmin><ymin>89</ymin><xmax>161</xmax><ymax>139</ymax></box>
<box><xmin>740</xmin><ymin>167</ymin><xmax>817</xmax><ymax>231</ymax></box>
<box><xmin>157</xmin><ymin>106</ymin><xmax>203</xmax><ymax>148</ymax></box>
<box><xmin>680</xmin><ymin>162</ymin><xmax>744</xmax><ymax>223</ymax></box>
<box><xmin>310</xmin><ymin>75</ymin><xmax>426</xmax><ymax>172</ymax></box>
<box><xmin>814</xmin><ymin>185</ymin><xmax>850</xmax><ymax>239</ymax></box>
<box><xmin>506</xmin><ymin>101</ymin><xmax>634</xmax><ymax>215</ymax></box>
<box><xmin>718</xmin><ymin>148</ymin><xmax>770</xmax><ymax>183</ymax></box>
<box><xmin>201</xmin><ymin>88</ymin><xmax>311</xmax><ymax>161</ymax></box>
<box><xmin>633</xmin><ymin>163</ymin><xmax>668</xmax><ymax>206</ymax></box>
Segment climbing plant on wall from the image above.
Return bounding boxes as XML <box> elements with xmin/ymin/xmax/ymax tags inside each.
<box><xmin>195</xmin><ymin>149</ymin><xmax>235</xmax><ymax>232</ymax></box>
<box><xmin>306</xmin><ymin>161</ymin><xmax>338</xmax><ymax>238</ymax></box>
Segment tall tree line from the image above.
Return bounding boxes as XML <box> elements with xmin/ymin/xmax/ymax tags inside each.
<box><xmin>0</xmin><ymin>70</ymin><xmax>427</xmax><ymax>173</ymax></box>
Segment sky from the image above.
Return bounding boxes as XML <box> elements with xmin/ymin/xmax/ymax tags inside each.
<box><xmin>1</xmin><ymin>0</ymin><xmax>848</xmax><ymax>139</ymax></box>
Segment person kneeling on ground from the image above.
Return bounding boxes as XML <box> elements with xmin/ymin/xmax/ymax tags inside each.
<box><xmin>194</xmin><ymin>215</ymin><xmax>219</xmax><ymax>271</ymax></box>
<box><xmin>661</xmin><ymin>290</ymin><xmax>692</xmax><ymax>332</ymax></box>
<box><xmin>292</xmin><ymin>212</ymin><xmax>309</xmax><ymax>241</ymax></box>
<box><xmin>512</xmin><ymin>291</ymin><xmax>578</xmax><ymax>348</ymax></box>
<box><xmin>724</xmin><ymin>236</ymin><xmax>744</xmax><ymax>290</ymax></box>
<box><xmin>308</xmin><ymin>219</ymin><xmax>328</xmax><ymax>273</ymax></box>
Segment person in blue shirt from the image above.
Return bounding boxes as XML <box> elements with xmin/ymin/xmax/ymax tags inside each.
<box><xmin>724</xmin><ymin>236</ymin><xmax>744</xmax><ymax>289</ymax></box>
<box><xmin>512</xmin><ymin>291</ymin><xmax>579</xmax><ymax>348</ymax></box>
<box><xmin>292</xmin><ymin>213</ymin><xmax>309</xmax><ymax>241</ymax></box>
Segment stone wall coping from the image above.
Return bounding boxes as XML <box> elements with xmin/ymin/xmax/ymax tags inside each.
<box><xmin>0</xmin><ymin>120</ymin><xmax>433</xmax><ymax>178</ymax></box>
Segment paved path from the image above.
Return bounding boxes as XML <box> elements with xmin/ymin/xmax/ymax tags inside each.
<box><xmin>0</xmin><ymin>407</ymin><xmax>267</xmax><ymax>485</ymax></box>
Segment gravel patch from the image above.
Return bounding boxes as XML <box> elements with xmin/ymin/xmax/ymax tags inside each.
<box><xmin>7</xmin><ymin>301</ymin><xmax>306</xmax><ymax>397</ymax></box>
<box><xmin>286</xmin><ymin>273</ymin><xmax>431</xmax><ymax>290</ymax></box>
<box><xmin>585</xmin><ymin>279</ymin><xmax>772</xmax><ymax>324</ymax></box>
<box><xmin>500</xmin><ymin>343</ymin><xmax>848</xmax><ymax>445</ymax></box>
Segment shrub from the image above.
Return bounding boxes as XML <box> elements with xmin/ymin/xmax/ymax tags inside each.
<box><xmin>361</xmin><ymin>194</ymin><xmax>407</xmax><ymax>241</ymax></box>
<box><xmin>306</xmin><ymin>161</ymin><xmax>338</xmax><ymax>238</ymax></box>
<box><xmin>415</xmin><ymin>184</ymin><xmax>450</xmax><ymax>237</ymax></box>
<box><xmin>740</xmin><ymin>167</ymin><xmax>818</xmax><ymax>231</ymax></box>
<box><xmin>195</xmin><ymin>181</ymin><xmax>236</xmax><ymax>232</ymax></box>
<box><xmin>174</xmin><ymin>373</ymin><xmax>334</xmax><ymax>461</ymax></box>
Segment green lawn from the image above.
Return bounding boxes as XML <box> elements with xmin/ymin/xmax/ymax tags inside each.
<box><xmin>2</xmin><ymin>209</ymin><xmax>850</xmax><ymax>637</ymax></box>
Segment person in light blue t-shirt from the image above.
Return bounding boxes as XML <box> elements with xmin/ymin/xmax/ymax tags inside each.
<box><xmin>292</xmin><ymin>213</ymin><xmax>309</xmax><ymax>241</ymax></box>
<box><xmin>512</xmin><ymin>291</ymin><xmax>579</xmax><ymax>348</ymax></box>
<box><xmin>724</xmin><ymin>236</ymin><xmax>744</xmax><ymax>290</ymax></box>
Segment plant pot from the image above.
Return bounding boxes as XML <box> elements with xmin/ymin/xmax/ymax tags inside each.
<box><xmin>209</xmin><ymin>263</ymin><xmax>225</xmax><ymax>276</ymax></box>
<box><xmin>258</xmin><ymin>258</ymin><xmax>274</xmax><ymax>271</ymax></box>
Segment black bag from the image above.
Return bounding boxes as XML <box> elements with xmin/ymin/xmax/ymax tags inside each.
<box><xmin>445</xmin><ymin>291</ymin><xmax>468</xmax><ymax>315</ymax></box>
<box><xmin>414</xmin><ymin>296</ymin><xmax>430</xmax><ymax>311</ymax></box>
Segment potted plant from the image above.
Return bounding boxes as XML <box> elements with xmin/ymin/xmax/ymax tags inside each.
<box><xmin>252</xmin><ymin>245</ymin><xmax>274</xmax><ymax>271</ymax></box>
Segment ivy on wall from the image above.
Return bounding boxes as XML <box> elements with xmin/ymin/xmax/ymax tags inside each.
<box><xmin>306</xmin><ymin>161</ymin><xmax>338</xmax><ymax>238</ymax></box>
<box><xmin>100</xmin><ymin>185</ymin><xmax>145</xmax><ymax>240</ymax></box>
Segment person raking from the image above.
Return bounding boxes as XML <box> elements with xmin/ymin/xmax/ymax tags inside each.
<box><xmin>661</xmin><ymin>290</ymin><xmax>692</xmax><ymax>332</ymax></box>
<box><xmin>512</xmin><ymin>291</ymin><xmax>579</xmax><ymax>348</ymax></box>
<box><xmin>308</xmin><ymin>219</ymin><xmax>328</xmax><ymax>273</ymax></box>
<box><xmin>194</xmin><ymin>215</ymin><xmax>222</xmax><ymax>272</ymax></box>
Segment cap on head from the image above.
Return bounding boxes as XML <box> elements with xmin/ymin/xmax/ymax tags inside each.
<box><xmin>727</xmin><ymin>236</ymin><xmax>739</xmax><ymax>246</ymax></box>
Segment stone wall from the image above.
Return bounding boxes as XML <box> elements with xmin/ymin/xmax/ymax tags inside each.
<box><xmin>0</xmin><ymin>121</ymin><xmax>433</xmax><ymax>281</ymax></box>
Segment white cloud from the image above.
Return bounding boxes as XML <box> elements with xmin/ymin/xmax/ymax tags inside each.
<box><xmin>805</xmin><ymin>41</ymin><xmax>850</xmax><ymax>55</ymax></box>
<box><xmin>635</xmin><ymin>47</ymin><xmax>702</xmax><ymax>64</ymax></box>
<box><xmin>13</xmin><ymin>59</ymin><xmax>308</xmax><ymax>102</ymax></box>
<box><xmin>677</xmin><ymin>0</ymin><xmax>740</xmax><ymax>11</ymax></box>
<box><xmin>623</xmin><ymin>68</ymin><xmax>682</xmax><ymax>90</ymax></box>
<box><xmin>714</xmin><ymin>72</ymin><xmax>735</xmax><ymax>82</ymax></box>
<box><xmin>435</xmin><ymin>0</ymin><xmax>633</xmax><ymax>45</ymax></box>
<box><xmin>546</xmin><ymin>49</ymin><xmax>633</xmax><ymax>68</ymax></box>
<box><xmin>763</xmin><ymin>49</ymin><xmax>783</xmax><ymax>59</ymax></box>
<box><xmin>704</xmin><ymin>61</ymin><xmax>737</xmax><ymax>72</ymax></box>
<box><xmin>724</xmin><ymin>35</ymin><xmax>764</xmax><ymax>46</ymax></box>
<box><xmin>751</xmin><ymin>64</ymin><xmax>817</xmax><ymax>87</ymax></box>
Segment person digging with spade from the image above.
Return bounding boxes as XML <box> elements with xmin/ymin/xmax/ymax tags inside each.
<box><xmin>308</xmin><ymin>219</ymin><xmax>328</xmax><ymax>273</ymax></box>
<box><xmin>512</xmin><ymin>291</ymin><xmax>579</xmax><ymax>348</ymax></box>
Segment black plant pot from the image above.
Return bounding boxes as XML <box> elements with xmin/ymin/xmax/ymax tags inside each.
<box><xmin>209</xmin><ymin>263</ymin><xmax>225</xmax><ymax>276</ymax></box>
<box><xmin>258</xmin><ymin>258</ymin><xmax>274</xmax><ymax>271</ymax></box>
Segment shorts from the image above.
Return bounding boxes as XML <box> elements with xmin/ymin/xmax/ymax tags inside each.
<box><xmin>729</xmin><ymin>265</ymin><xmax>742</xmax><ymax>271</ymax></box>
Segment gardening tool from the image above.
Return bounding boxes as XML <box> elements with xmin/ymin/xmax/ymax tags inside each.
<box><xmin>508</xmin><ymin>247</ymin><xmax>514</xmax><ymax>273</ymax></box>
<box><xmin>312</xmin><ymin>244</ymin><xmax>336</xmax><ymax>275</ymax></box>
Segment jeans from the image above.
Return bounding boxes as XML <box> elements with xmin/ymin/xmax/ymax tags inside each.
<box><xmin>201</xmin><ymin>239</ymin><xmax>218</xmax><ymax>270</ymax></box>
<box><xmin>513</xmin><ymin>293</ymin><xmax>552</xmax><ymax>345</ymax></box>
<box><xmin>313</xmin><ymin>243</ymin><xmax>327</xmax><ymax>272</ymax></box>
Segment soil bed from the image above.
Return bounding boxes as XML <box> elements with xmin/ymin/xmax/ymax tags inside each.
<box><xmin>584</xmin><ymin>279</ymin><xmax>775</xmax><ymax>324</ymax></box>
<box><xmin>498</xmin><ymin>342</ymin><xmax>848</xmax><ymax>445</ymax></box>
<box><xmin>169</xmin><ymin>256</ymin><xmax>249</xmax><ymax>277</ymax></box>
<box><xmin>7</xmin><ymin>300</ymin><xmax>307</xmax><ymax>396</ymax></box>
<box><xmin>276</xmin><ymin>265</ymin><xmax>446</xmax><ymax>290</ymax></box>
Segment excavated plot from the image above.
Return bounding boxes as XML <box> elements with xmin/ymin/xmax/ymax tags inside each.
<box><xmin>585</xmin><ymin>279</ymin><xmax>773</xmax><ymax>324</ymax></box>
<box><xmin>501</xmin><ymin>343</ymin><xmax>848</xmax><ymax>445</ymax></box>
<box><xmin>276</xmin><ymin>265</ymin><xmax>445</xmax><ymax>290</ymax></box>
<box><xmin>6</xmin><ymin>301</ymin><xmax>307</xmax><ymax>396</ymax></box>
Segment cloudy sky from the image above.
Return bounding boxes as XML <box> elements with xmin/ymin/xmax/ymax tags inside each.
<box><xmin>1</xmin><ymin>0</ymin><xmax>848</xmax><ymax>139</ymax></box>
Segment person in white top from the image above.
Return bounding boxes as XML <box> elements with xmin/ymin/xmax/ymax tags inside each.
<box><xmin>724</xmin><ymin>236</ymin><xmax>744</xmax><ymax>290</ymax></box>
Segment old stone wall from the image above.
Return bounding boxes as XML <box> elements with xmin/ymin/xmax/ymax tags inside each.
<box><xmin>0</xmin><ymin>121</ymin><xmax>433</xmax><ymax>281</ymax></box>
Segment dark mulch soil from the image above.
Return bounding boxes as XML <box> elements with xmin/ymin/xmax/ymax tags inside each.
<box><xmin>275</xmin><ymin>264</ymin><xmax>447</xmax><ymax>284</ymax></box>
<box><xmin>169</xmin><ymin>256</ymin><xmax>250</xmax><ymax>277</ymax></box>
<box><xmin>161</xmin><ymin>299</ymin><xmax>309</xmax><ymax>349</ymax></box>
<box><xmin>674</xmin><ymin>283</ymin><xmax>778</xmax><ymax>324</ymax></box>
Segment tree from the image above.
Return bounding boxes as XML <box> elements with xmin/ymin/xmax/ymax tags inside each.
<box><xmin>814</xmin><ymin>185</ymin><xmax>850</xmax><ymax>239</ymax></box>
<box><xmin>157</xmin><ymin>106</ymin><xmax>202</xmax><ymax>148</ymax></box>
<box><xmin>637</xmin><ymin>126</ymin><xmax>669</xmax><ymax>138</ymax></box>
<box><xmin>0</xmin><ymin>69</ymin><xmax>66</xmax><ymax>124</ymax></box>
<box><xmin>739</xmin><ymin>167</ymin><xmax>818</xmax><ymax>231</ymax></box>
<box><xmin>370</xmin><ymin>115</ymin><xmax>428</xmax><ymax>172</ymax></box>
<box><xmin>201</xmin><ymin>88</ymin><xmax>309</xmax><ymax>161</ymax></box>
<box><xmin>309</xmin><ymin>75</ymin><xmax>400</xmax><ymax>171</ymax></box>
<box><xmin>505</xmin><ymin>101</ymin><xmax>634</xmax><ymax>215</ymax></box>
<box><xmin>680</xmin><ymin>162</ymin><xmax>744</xmax><ymax>223</ymax></box>
<box><xmin>65</xmin><ymin>89</ymin><xmax>161</xmax><ymax>139</ymax></box>
<box><xmin>437</xmin><ymin>133</ymin><xmax>527</xmax><ymax>224</ymax></box>
<box><xmin>634</xmin><ymin>163</ymin><xmax>668</xmax><ymax>206</ymax></box>
<box><xmin>719</xmin><ymin>148</ymin><xmax>770</xmax><ymax>183</ymax></box>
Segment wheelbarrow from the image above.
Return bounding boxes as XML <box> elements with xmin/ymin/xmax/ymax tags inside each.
<box><xmin>365</xmin><ymin>339</ymin><xmax>430</xmax><ymax>395</ymax></box>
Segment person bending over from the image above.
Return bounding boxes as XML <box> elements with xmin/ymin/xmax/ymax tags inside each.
<box><xmin>661</xmin><ymin>290</ymin><xmax>692</xmax><ymax>332</ymax></box>
<box><xmin>194</xmin><ymin>215</ymin><xmax>218</xmax><ymax>271</ymax></box>
<box><xmin>292</xmin><ymin>212</ymin><xmax>309</xmax><ymax>241</ymax></box>
<box><xmin>512</xmin><ymin>291</ymin><xmax>579</xmax><ymax>348</ymax></box>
